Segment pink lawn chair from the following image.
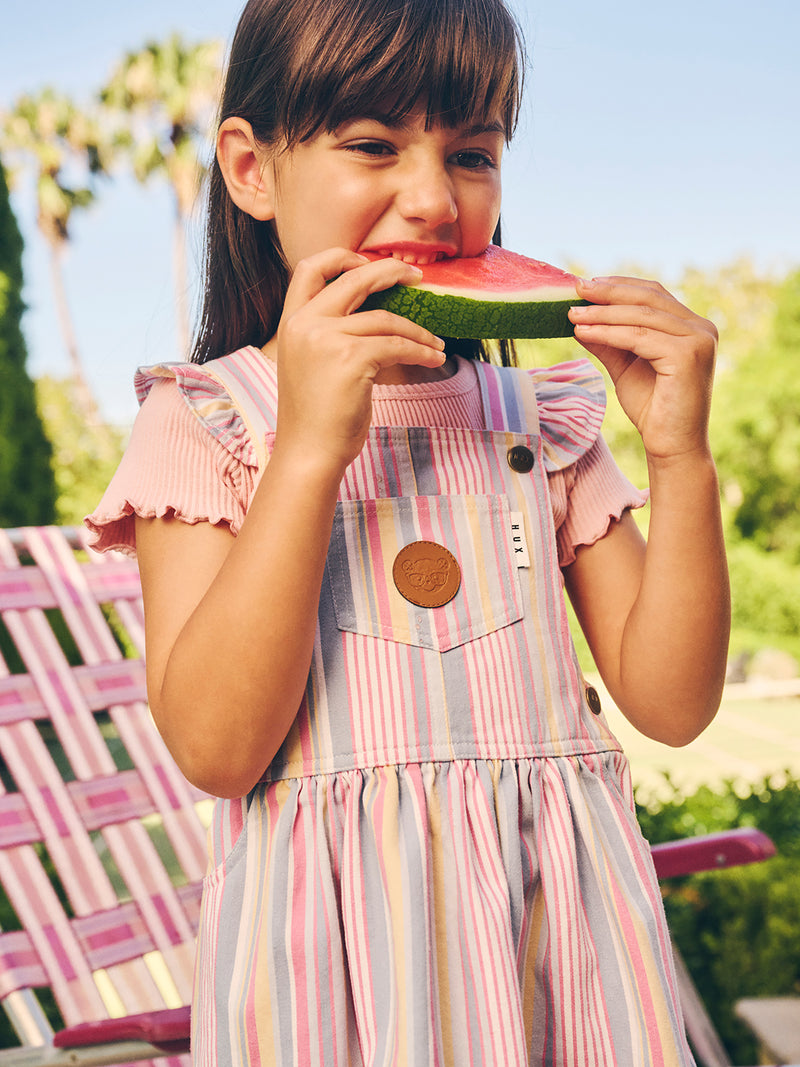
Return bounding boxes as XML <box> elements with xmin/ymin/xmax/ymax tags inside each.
<box><xmin>0</xmin><ymin>527</ymin><xmax>205</xmax><ymax>1065</ymax></box>
<box><xmin>0</xmin><ymin>526</ymin><xmax>778</xmax><ymax>1066</ymax></box>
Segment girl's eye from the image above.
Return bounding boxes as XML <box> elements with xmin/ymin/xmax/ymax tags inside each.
<box><xmin>452</xmin><ymin>150</ymin><xmax>496</xmax><ymax>170</ymax></box>
<box><xmin>345</xmin><ymin>140</ymin><xmax>393</xmax><ymax>157</ymax></box>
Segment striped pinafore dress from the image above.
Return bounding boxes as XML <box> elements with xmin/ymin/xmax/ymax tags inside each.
<box><xmin>136</xmin><ymin>347</ymin><xmax>694</xmax><ymax>1067</ymax></box>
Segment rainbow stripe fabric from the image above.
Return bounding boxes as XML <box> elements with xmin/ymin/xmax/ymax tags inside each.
<box><xmin>137</xmin><ymin>350</ymin><xmax>693</xmax><ymax>1066</ymax></box>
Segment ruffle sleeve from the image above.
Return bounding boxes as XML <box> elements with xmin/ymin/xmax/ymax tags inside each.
<box><xmin>521</xmin><ymin>359</ymin><xmax>646</xmax><ymax>565</ymax></box>
<box><xmin>134</xmin><ymin>359</ymin><xmax>260</xmax><ymax>468</ymax></box>
<box><xmin>550</xmin><ymin>435</ymin><xmax>649</xmax><ymax>568</ymax></box>
<box><xmin>528</xmin><ymin>359</ymin><xmax>607</xmax><ymax>473</ymax></box>
<box><xmin>84</xmin><ymin>378</ymin><xmax>258</xmax><ymax>556</ymax></box>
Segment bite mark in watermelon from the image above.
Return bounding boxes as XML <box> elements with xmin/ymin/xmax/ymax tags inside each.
<box><xmin>360</xmin><ymin>245</ymin><xmax>588</xmax><ymax>340</ymax></box>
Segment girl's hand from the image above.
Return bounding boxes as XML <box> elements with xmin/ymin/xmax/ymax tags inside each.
<box><xmin>568</xmin><ymin>277</ymin><xmax>719</xmax><ymax>462</ymax></box>
<box><xmin>271</xmin><ymin>247</ymin><xmax>446</xmax><ymax>474</ymax></box>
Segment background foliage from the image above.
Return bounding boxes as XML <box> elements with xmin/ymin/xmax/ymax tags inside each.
<box><xmin>35</xmin><ymin>374</ymin><xmax>125</xmax><ymax>524</ymax></box>
<box><xmin>637</xmin><ymin>774</ymin><xmax>800</xmax><ymax>1065</ymax></box>
<box><xmin>0</xmin><ymin>160</ymin><xmax>56</xmax><ymax>525</ymax></box>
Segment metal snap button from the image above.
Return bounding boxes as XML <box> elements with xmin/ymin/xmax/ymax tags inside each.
<box><xmin>585</xmin><ymin>685</ymin><xmax>602</xmax><ymax>715</ymax></box>
<box><xmin>507</xmin><ymin>445</ymin><xmax>535</xmax><ymax>473</ymax></box>
<box><xmin>392</xmin><ymin>541</ymin><xmax>461</xmax><ymax>608</ymax></box>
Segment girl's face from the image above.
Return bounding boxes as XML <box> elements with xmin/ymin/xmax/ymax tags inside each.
<box><xmin>267</xmin><ymin>111</ymin><xmax>505</xmax><ymax>269</ymax></box>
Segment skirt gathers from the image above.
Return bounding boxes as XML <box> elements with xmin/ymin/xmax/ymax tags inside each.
<box><xmin>192</xmin><ymin>752</ymin><xmax>694</xmax><ymax>1066</ymax></box>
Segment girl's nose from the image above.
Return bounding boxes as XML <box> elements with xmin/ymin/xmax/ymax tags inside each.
<box><xmin>396</xmin><ymin>161</ymin><xmax>458</xmax><ymax>227</ymax></box>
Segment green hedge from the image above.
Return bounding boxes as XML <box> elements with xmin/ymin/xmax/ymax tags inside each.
<box><xmin>637</xmin><ymin>773</ymin><xmax>800</xmax><ymax>1064</ymax></box>
<box><xmin>0</xmin><ymin>159</ymin><xmax>57</xmax><ymax>525</ymax></box>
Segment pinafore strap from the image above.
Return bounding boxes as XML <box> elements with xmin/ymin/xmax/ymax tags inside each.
<box><xmin>134</xmin><ymin>348</ymin><xmax>606</xmax><ymax>474</ymax></box>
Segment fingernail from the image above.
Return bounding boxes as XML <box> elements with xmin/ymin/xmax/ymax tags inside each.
<box><xmin>577</xmin><ymin>277</ymin><xmax>594</xmax><ymax>288</ymax></box>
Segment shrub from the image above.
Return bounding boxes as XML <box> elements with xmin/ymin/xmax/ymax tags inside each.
<box><xmin>727</xmin><ymin>541</ymin><xmax>800</xmax><ymax>649</ymax></box>
<box><xmin>637</xmin><ymin>773</ymin><xmax>800</xmax><ymax>1064</ymax></box>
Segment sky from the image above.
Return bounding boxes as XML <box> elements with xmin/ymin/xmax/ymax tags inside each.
<box><xmin>2</xmin><ymin>0</ymin><xmax>798</xmax><ymax>425</ymax></box>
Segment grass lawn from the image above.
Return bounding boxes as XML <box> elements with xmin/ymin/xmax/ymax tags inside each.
<box><xmin>596</xmin><ymin>683</ymin><xmax>800</xmax><ymax>802</ymax></box>
<box><xmin>565</xmin><ymin>594</ymin><xmax>800</xmax><ymax>801</ymax></box>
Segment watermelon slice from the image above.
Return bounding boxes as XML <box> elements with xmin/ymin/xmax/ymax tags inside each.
<box><xmin>360</xmin><ymin>245</ymin><xmax>587</xmax><ymax>339</ymax></box>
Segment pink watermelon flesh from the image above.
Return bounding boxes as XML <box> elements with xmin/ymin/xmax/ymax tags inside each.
<box><xmin>359</xmin><ymin>245</ymin><xmax>587</xmax><ymax>339</ymax></box>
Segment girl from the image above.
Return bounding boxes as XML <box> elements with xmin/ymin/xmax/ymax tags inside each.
<box><xmin>88</xmin><ymin>0</ymin><xmax>729</xmax><ymax>1062</ymax></box>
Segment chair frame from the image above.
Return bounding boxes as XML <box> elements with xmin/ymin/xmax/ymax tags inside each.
<box><xmin>0</xmin><ymin>527</ymin><xmax>207</xmax><ymax>1066</ymax></box>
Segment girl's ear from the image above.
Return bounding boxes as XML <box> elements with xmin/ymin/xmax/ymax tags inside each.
<box><xmin>216</xmin><ymin>118</ymin><xmax>276</xmax><ymax>221</ymax></box>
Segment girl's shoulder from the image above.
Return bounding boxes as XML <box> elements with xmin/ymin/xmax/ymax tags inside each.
<box><xmin>477</xmin><ymin>358</ymin><xmax>607</xmax><ymax>472</ymax></box>
<box><xmin>133</xmin><ymin>350</ymin><xmax>606</xmax><ymax>475</ymax></box>
<box><xmin>135</xmin><ymin>346</ymin><xmax>277</xmax><ymax>470</ymax></box>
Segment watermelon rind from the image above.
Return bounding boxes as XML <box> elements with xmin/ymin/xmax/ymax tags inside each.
<box><xmin>360</xmin><ymin>285</ymin><xmax>588</xmax><ymax>340</ymax></box>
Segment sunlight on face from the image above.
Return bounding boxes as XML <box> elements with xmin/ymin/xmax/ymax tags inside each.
<box><xmin>267</xmin><ymin>111</ymin><xmax>504</xmax><ymax>271</ymax></box>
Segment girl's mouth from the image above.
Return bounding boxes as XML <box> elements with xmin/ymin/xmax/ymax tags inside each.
<box><xmin>361</xmin><ymin>243</ymin><xmax>457</xmax><ymax>266</ymax></box>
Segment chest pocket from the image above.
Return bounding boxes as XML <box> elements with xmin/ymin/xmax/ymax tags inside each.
<box><xmin>328</xmin><ymin>494</ymin><xmax>524</xmax><ymax>653</ymax></box>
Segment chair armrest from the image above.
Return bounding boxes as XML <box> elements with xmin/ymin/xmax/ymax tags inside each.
<box><xmin>53</xmin><ymin>1006</ymin><xmax>191</xmax><ymax>1053</ymax></box>
<box><xmin>650</xmin><ymin>827</ymin><xmax>775</xmax><ymax>880</ymax></box>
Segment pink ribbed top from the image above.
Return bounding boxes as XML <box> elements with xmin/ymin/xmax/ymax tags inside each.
<box><xmin>87</xmin><ymin>356</ymin><xmax>646</xmax><ymax>564</ymax></box>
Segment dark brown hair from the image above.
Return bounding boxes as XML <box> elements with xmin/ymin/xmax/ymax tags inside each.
<box><xmin>192</xmin><ymin>0</ymin><xmax>525</xmax><ymax>365</ymax></box>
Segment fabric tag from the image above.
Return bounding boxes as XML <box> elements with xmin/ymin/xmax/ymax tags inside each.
<box><xmin>509</xmin><ymin>513</ymin><xmax>530</xmax><ymax>567</ymax></box>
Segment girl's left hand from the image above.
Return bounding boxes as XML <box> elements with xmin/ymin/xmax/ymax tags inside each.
<box><xmin>568</xmin><ymin>277</ymin><xmax>719</xmax><ymax>461</ymax></box>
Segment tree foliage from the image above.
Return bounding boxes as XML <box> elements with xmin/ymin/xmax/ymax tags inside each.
<box><xmin>100</xmin><ymin>35</ymin><xmax>220</xmax><ymax>209</ymax></box>
<box><xmin>100</xmin><ymin>35</ymin><xmax>222</xmax><ymax>356</ymax></box>
<box><xmin>0</xmin><ymin>88</ymin><xmax>114</xmax><ymax>428</ymax></box>
<box><xmin>0</xmin><ymin>88</ymin><xmax>107</xmax><ymax>245</ymax></box>
<box><xmin>0</xmin><ymin>159</ymin><xmax>56</xmax><ymax>525</ymax></box>
<box><xmin>35</xmin><ymin>375</ymin><xmax>124</xmax><ymax>525</ymax></box>
<box><xmin>712</xmin><ymin>269</ymin><xmax>800</xmax><ymax>560</ymax></box>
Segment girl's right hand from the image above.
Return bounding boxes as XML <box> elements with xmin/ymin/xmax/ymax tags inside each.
<box><xmin>271</xmin><ymin>247</ymin><xmax>446</xmax><ymax>474</ymax></box>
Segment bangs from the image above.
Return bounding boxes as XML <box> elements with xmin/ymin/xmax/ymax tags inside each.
<box><xmin>279</xmin><ymin>0</ymin><xmax>524</xmax><ymax>143</ymax></box>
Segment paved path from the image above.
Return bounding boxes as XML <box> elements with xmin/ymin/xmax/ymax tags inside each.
<box><xmin>589</xmin><ymin>676</ymin><xmax>800</xmax><ymax>800</ymax></box>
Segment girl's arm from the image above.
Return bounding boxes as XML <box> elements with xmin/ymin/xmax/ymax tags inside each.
<box><xmin>564</xmin><ymin>277</ymin><xmax>730</xmax><ymax>746</ymax></box>
<box><xmin>136</xmin><ymin>249</ymin><xmax>446</xmax><ymax>798</ymax></box>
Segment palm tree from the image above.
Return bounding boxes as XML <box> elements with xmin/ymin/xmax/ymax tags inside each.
<box><xmin>0</xmin><ymin>88</ymin><xmax>113</xmax><ymax>440</ymax></box>
<box><xmin>101</xmin><ymin>35</ymin><xmax>222</xmax><ymax>357</ymax></box>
